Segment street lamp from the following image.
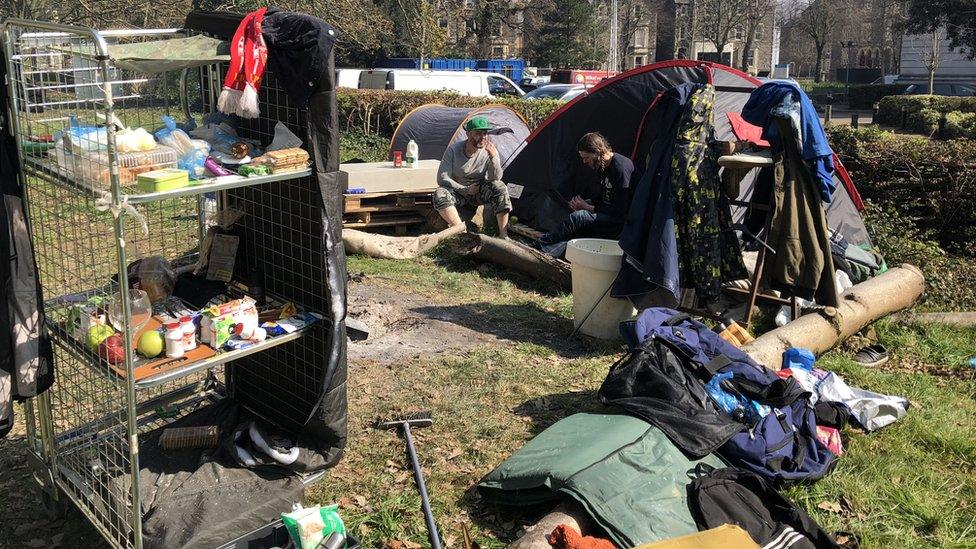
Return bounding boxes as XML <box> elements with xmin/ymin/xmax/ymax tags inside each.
<box><xmin>840</xmin><ymin>40</ymin><xmax>857</xmax><ymax>85</ymax></box>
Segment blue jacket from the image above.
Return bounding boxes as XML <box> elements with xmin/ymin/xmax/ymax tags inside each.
<box><xmin>613</xmin><ymin>83</ymin><xmax>698</xmax><ymax>300</ymax></box>
<box><xmin>741</xmin><ymin>81</ymin><xmax>836</xmax><ymax>202</ymax></box>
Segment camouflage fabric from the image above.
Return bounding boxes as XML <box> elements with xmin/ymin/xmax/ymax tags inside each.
<box><xmin>433</xmin><ymin>180</ymin><xmax>512</xmax><ymax>214</ymax></box>
<box><xmin>671</xmin><ymin>85</ymin><xmax>748</xmax><ymax>303</ymax></box>
<box><xmin>104</xmin><ymin>35</ymin><xmax>230</xmax><ymax>73</ymax></box>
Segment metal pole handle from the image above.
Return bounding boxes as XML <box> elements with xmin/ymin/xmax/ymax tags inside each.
<box><xmin>402</xmin><ymin>424</ymin><xmax>442</xmax><ymax>549</ymax></box>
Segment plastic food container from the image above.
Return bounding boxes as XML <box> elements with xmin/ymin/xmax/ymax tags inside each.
<box><xmin>136</xmin><ymin>168</ymin><xmax>190</xmax><ymax>193</ymax></box>
<box><xmin>62</xmin><ymin>145</ymin><xmax>180</xmax><ymax>189</ymax></box>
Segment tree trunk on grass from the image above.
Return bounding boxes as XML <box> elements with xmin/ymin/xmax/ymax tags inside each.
<box><xmin>342</xmin><ymin>224</ymin><xmax>465</xmax><ymax>260</ymax></box>
<box><xmin>741</xmin><ymin>264</ymin><xmax>925</xmax><ymax>369</ymax></box>
<box><xmin>452</xmin><ymin>233</ymin><xmax>572</xmax><ymax>291</ymax></box>
<box><xmin>511</xmin><ymin>265</ymin><xmax>925</xmax><ymax>547</ymax></box>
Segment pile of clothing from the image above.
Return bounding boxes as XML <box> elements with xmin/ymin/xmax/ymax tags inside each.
<box><xmin>480</xmin><ymin>308</ymin><xmax>909</xmax><ymax>548</ymax></box>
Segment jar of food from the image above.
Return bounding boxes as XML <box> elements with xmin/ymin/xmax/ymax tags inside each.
<box><xmin>164</xmin><ymin>322</ymin><xmax>184</xmax><ymax>358</ymax></box>
<box><xmin>180</xmin><ymin>315</ymin><xmax>197</xmax><ymax>351</ymax></box>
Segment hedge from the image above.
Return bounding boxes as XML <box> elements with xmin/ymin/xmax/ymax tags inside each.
<box><xmin>828</xmin><ymin>125</ymin><xmax>976</xmax><ymax>257</ymax></box>
<box><xmin>875</xmin><ymin>95</ymin><xmax>976</xmax><ymax>137</ymax></box>
<box><xmin>336</xmin><ymin>89</ymin><xmax>564</xmax><ymax>136</ymax></box>
<box><xmin>847</xmin><ymin>84</ymin><xmax>908</xmax><ymax>109</ymax></box>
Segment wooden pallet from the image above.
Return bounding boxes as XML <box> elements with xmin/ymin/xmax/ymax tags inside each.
<box><xmin>509</xmin><ymin>222</ymin><xmax>545</xmax><ymax>242</ymax></box>
<box><xmin>344</xmin><ymin>189</ymin><xmax>435</xmax><ymax>213</ymax></box>
<box><xmin>344</xmin><ymin>212</ymin><xmax>427</xmax><ymax>235</ymax></box>
<box><xmin>343</xmin><ymin>189</ymin><xmax>436</xmax><ymax>234</ymax></box>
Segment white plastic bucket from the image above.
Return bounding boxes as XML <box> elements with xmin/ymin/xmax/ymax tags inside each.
<box><xmin>564</xmin><ymin>239</ymin><xmax>637</xmax><ymax>340</ymax></box>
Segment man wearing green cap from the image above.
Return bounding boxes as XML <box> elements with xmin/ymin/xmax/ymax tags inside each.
<box><xmin>434</xmin><ymin>115</ymin><xmax>512</xmax><ymax>238</ymax></box>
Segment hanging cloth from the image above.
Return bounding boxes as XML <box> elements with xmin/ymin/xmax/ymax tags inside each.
<box><xmin>217</xmin><ymin>8</ymin><xmax>268</xmax><ymax>119</ymax></box>
<box><xmin>613</xmin><ymin>83</ymin><xmax>746</xmax><ymax>304</ymax></box>
<box><xmin>670</xmin><ymin>84</ymin><xmax>747</xmax><ymax>303</ymax></box>
<box><xmin>0</xmin><ymin>42</ymin><xmax>55</xmax><ymax>438</ymax></box>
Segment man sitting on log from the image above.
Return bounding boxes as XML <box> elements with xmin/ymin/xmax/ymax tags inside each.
<box><xmin>434</xmin><ymin>116</ymin><xmax>512</xmax><ymax>239</ymax></box>
<box><xmin>538</xmin><ymin>132</ymin><xmax>634</xmax><ymax>256</ymax></box>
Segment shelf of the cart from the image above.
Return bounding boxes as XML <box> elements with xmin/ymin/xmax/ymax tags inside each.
<box><xmin>48</xmin><ymin>315</ymin><xmax>320</xmax><ymax>390</ymax></box>
<box><xmin>24</xmin><ymin>156</ymin><xmax>312</xmax><ymax>204</ymax></box>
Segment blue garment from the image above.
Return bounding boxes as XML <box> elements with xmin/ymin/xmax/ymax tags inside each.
<box><xmin>741</xmin><ymin>81</ymin><xmax>836</xmax><ymax>202</ymax></box>
<box><xmin>614</xmin><ymin>84</ymin><xmax>698</xmax><ymax>300</ymax></box>
<box><xmin>621</xmin><ymin>307</ymin><xmax>777</xmax><ymax>387</ymax></box>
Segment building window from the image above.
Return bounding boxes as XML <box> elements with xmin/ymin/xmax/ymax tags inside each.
<box><xmin>735</xmin><ymin>25</ymin><xmax>743</xmax><ymax>40</ymax></box>
<box><xmin>438</xmin><ymin>17</ymin><xmax>448</xmax><ymax>29</ymax></box>
<box><xmin>634</xmin><ymin>27</ymin><xmax>646</xmax><ymax>47</ymax></box>
<box><xmin>493</xmin><ymin>46</ymin><xmax>505</xmax><ymax>57</ymax></box>
<box><xmin>635</xmin><ymin>56</ymin><xmax>645</xmax><ymax>66</ymax></box>
<box><xmin>635</xmin><ymin>5</ymin><xmax>642</xmax><ymax>19</ymax></box>
<box><xmin>756</xmin><ymin>24</ymin><xmax>764</xmax><ymax>40</ymax></box>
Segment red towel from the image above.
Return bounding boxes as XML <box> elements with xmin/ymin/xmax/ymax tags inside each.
<box><xmin>727</xmin><ymin>112</ymin><xmax>771</xmax><ymax>148</ymax></box>
<box><xmin>547</xmin><ymin>524</ymin><xmax>615</xmax><ymax>549</ymax></box>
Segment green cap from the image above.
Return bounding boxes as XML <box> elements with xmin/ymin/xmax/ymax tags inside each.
<box><xmin>464</xmin><ymin>116</ymin><xmax>491</xmax><ymax>131</ymax></box>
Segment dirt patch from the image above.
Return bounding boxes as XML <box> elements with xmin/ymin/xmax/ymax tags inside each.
<box><xmin>346</xmin><ymin>279</ymin><xmax>587</xmax><ymax>365</ymax></box>
<box><xmin>0</xmin><ymin>405</ymin><xmax>108</xmax><ymax>549</ymax></box>
<box><xmin>346</xmin><ymin>282</ymin><xmax>501</xmax><ymax>365</ymax></box>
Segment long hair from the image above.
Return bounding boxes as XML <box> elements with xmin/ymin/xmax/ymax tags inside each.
<box><xmin>577</xmin><ymin>132</ymin><xmax>613</xmax><ymax>156</ymax></box>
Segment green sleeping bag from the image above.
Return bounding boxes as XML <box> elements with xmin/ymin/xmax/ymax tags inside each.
<box><xmin>478</xmin><ymin>412</ymin><xmax>725</xmax><ymax>547</ymax></box>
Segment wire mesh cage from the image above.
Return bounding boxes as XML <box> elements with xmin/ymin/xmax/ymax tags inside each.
<box><xmin>3</xmin><ymin>17</ymin><xmax>342</xmax><ymax>549</ymax></box>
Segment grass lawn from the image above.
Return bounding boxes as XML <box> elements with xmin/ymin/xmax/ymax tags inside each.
<box><xmin>310</xmin><ymin>249</ymin><xmax>976</xmax><ymax>549</ymax></box>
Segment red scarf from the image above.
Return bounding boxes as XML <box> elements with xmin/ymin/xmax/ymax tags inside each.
<box><xmin>217</xmin><ymin>8</ymin><xmax>268</xmax><ymax>119</ymax></box>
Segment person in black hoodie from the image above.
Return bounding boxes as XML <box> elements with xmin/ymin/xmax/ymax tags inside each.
<box><xmin>538</xmin><ymin>132</ymin><xmax>634</xmax><ymax>256</ymax></box>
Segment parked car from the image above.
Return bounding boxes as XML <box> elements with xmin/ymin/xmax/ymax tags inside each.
<box><xmin>550</xmin><ymin>69</ymin><xmax>617</xmax><ymax>85</ymax></box>
<box><xmin>871</xmin><ymin>75</ymin><xmax>900</xmax><ymax>85</ymax></box>
<box><xmin>358</xmin><ymin>69</ymin><xmax>524</xmax><ymax>97</ymax></box>
<box><xmin>520</xmin><ymin>75</ymin><xmax>551</xmax><ymax>92</ymax></box>
<box><xmin>902</xmin><ymin>82</ymin><xmax>976</xmax><ymax>96</ymax></box>
<box><xmin>336</xmin><ymin>68</ymin><xmax>365</xmax><ymax>89</ymax></box>
<box><xmin>902</xmin><ymin>82</ymin><xmax>976</xmax><ymax>97</ymax></box>
<box><xmin>524</xmin><ymin>84</ymin><xmax>589</xmax><ymax>101</ymax></box>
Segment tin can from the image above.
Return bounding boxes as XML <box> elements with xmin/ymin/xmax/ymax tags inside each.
<box><xmin>393</xmin><ymin>150</ymin><xmax>403</xmax><ymax>167</ymax></box>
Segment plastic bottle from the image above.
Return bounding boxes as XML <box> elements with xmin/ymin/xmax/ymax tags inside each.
<box><xmin>199</xmin><ymin>314</ymin><xmax>211</xmax><ymax>345</ymax></box>
<box><xmin>165</xmin><ymin>322</ymin><xmax>185</xmax><ymax>358</ymax></box>
<box><xmin>406</xmin><ymin>139</ymin><xmax>419</xmax><ymax>169</ymax></box>
<box><xmin>180</xmin><ymin>315</ymin><xmax>197</xmax><ymax>351</ymax></box>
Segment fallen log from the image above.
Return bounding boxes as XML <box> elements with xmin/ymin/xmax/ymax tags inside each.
<box><xmin>509</xmin><ymin>264</ymin><xmax>925</xmax><ymax>547</ymax></box>
<box><xmin>452</xmin><ymin>232</ymin><xmax>572</xmax><ymax>291</ymax></box>
<box><xmin>893</xmin><ymin>311</ymin><xmax>976</xmax><ymax>328</ymax></box>
<box><xmin>741</xmin><ymin>264</ymin><xmax>925</xmax><ymax>369</ymax></box>
<box><xmin>341</xmin><ymin>224</ymin><xmax>465</xmax><ymax>260</ymax></box>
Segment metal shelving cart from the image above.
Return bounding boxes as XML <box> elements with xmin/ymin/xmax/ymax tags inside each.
<box><xmin>3</xmin><ymin>12</ymin><xmax>348</xmax><ymax>549</ymax></box>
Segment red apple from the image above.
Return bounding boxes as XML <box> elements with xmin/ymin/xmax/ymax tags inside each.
<box><xmin>98</xmin><ymin>334</ymin><xmax>126</xmax><ymax>364</ymax></box>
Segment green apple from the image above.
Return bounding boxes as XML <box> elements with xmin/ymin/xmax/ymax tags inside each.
<box><xmin>87</xmin><ymin>324</ymin><xmax>115</xmax><ymax>350</ymax></box>
<box><xmin>137</xmin><ymin>330</ymin><xmax>164</xmax><ymax>358</ymax></box>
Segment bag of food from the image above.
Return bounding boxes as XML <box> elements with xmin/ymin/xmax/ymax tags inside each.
<box><xmin>281</xmin><ymin>504</ymin><xmax>346</xmax><ymax>549</ymax></box>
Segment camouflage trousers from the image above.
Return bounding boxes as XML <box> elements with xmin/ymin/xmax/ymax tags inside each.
<box><xmin>433</xmin><ymin>180</ymin><xmax>512</xmax><ymax>214</ymax></box>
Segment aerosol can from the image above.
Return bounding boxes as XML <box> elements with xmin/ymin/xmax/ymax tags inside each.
<box><xmin>406</xmin><ymin>139</ymin><xmax>419</xmax><ymax>168</ymax></box>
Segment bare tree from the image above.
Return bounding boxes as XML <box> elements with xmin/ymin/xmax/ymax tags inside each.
<box><xmin>692</xmin><ymin>0</ymin><xmax>750</xmax><ymax>64</ymax></box>
<box><xmin>914</xmin><ymin>27</ymin><xmax>946</xmax><ymax>94</ymax></box>
<box><xmin>740</xmin><ymin>0</ymin><xmax>773</xmax><ymax>72</ymax></box>
<box><xmin>789</xmin><ymin>0</ymin><xmax>842</xmax><ymax>82</ymax></box>
<box><xmin>388</xmin><ymin>0</ymin><xmax>448</xmax><ymax>65</ymax></box>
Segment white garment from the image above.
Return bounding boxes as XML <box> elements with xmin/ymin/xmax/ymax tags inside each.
<box><xmin>816</xmin><ymin>372</ymin><xmax>909</xmax><ymax>431</ymax></box>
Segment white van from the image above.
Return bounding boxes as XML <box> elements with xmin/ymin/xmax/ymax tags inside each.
<box><xmin>358</xmin><ymin>69</ymin><xmax>525</xmax><ymax>97</ymax></box>
<box><xmin>336</xmin><ymin>68</ymin><xmax>365</xmax><ymax>89</ymax></box>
